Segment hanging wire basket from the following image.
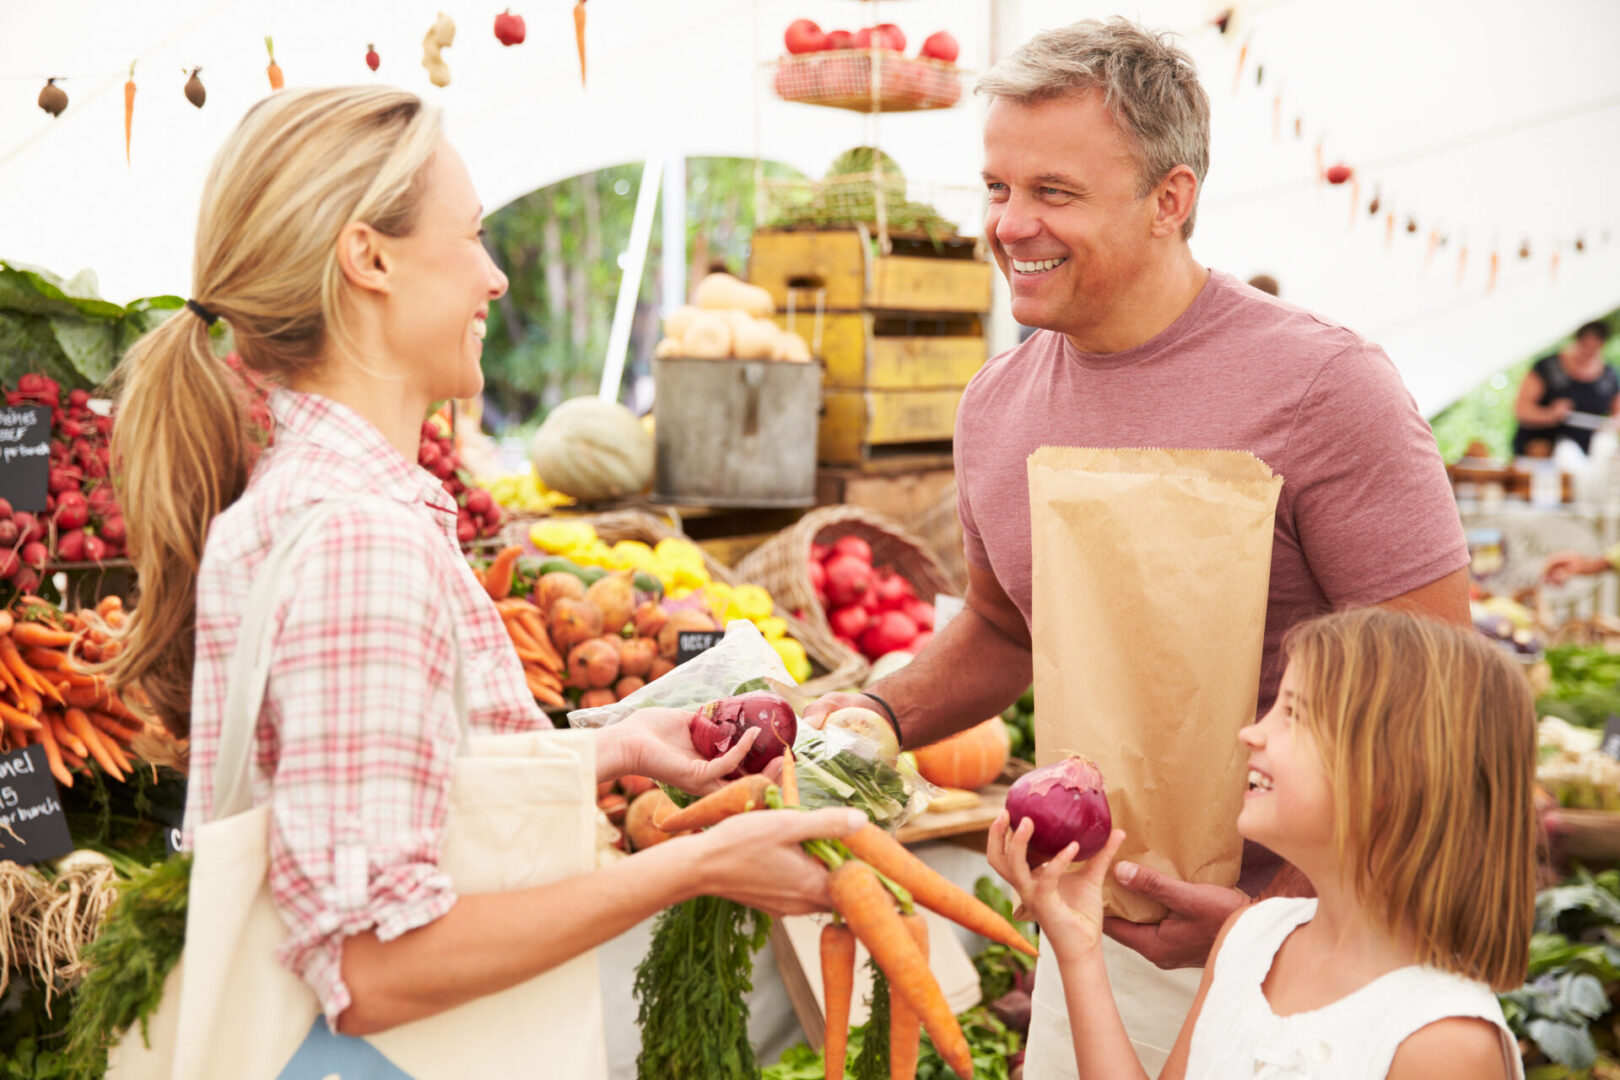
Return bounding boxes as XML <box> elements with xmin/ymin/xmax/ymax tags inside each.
<box><xmin>769</xmin><ymin>51</ymin><xmax>964</xmax><ymax>113</ymax></box>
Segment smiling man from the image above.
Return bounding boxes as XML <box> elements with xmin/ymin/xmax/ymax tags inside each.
<box><xmin>805</xmin><ymin>17</ymin><xmax>1469</xmax><ymax>1078</ymax></box>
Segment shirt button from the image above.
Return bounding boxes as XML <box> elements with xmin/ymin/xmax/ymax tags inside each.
<box><xmin>1311</xmin><ymin>1041</ymin><xmax>1332</xmax><ymax>1063</ymax></box>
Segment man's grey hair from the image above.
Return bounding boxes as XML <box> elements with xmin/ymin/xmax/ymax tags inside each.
<box><xmin>976</xmin><ymin>18</ymin><xmax>1211</xmax><ymax>239</ymax></box>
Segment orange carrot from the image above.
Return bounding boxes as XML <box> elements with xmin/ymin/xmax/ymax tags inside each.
<box><xmin>88</xmin><ymin>710</ymin><xmax>142</xmax><ymax>743</ymax></box>
<box><xmin>265</xmin><ymin>37</ymin><xmax>284</xmax><ymax>90</ymax></box>
<box><xmin>96</xmin><ymin>595</ymin><xmax>123</xmax><ymax>617</ymax></box>
<box><xmin>0</xmin><ymin>647</ymin><xmax>22</xmax><ymax>699</ymax></box>
<box><xmin>0</xmin><ymin>611</ymin><xmax>12</xmax><ymax>635</ymax></box>
<box><xmin>532</xmin><ymin>684</ymin><xmax>566</xmax><ymax>709</ymax></box>
<box><xmin>573</xmin><ymin>0</ymin><xmax>587</xmax><ymax>87</ymax></box>
<box><xmin>51</xmin><ymin>715</ymin><xmax>87</xmax><ymax>760</ymax></box>
<box><xmin>484</xmin><ymin>545</ymin><xmax>523</xmax><ymax>601</ymax></box>
<box><xmin>35</xmin><ymin>716</ymin><xmax>71</xmax><ymax>788</ymax></box>
<box><xmin>0</xmin><ymin>701</ymin><xmax>43</xmax><ymax>731</ymax></box>
<box><xmin>13</xmin><ymin>623</ymin><xmax>77</xmax><ymax>650</ymax></box>
<box><xmin>828</xmin><ymin>861</ymin><xmax>972</xmax><ymax>1080</ymax></box>
<box><xmin>821</xmin><ymin>922</ymin><xmax>856</xmax><ymax>1079</ymax></box>
<box><xmin>124</xmin><ymin>61</ymin><xmax>136</xmax><ymax>165</ymax></box>
<box><xmin>842</xmin><ymin>824</ymin><xmax>1037</xmax><ymax>958</ymax></box>
<box><xmin>59</xmin><ymin>745</ymin><xmax>86</xmax><ymax>771</ymax></box>
<box><xmin>890</xmin><ymin>913</ymin><xmax>929</xmax><ymax>1079</ymax></box>
<box><xmin>99</xmin><ymin>725</ymin><xmax>134</xmax><ymax>775</ymax></box>
<box><xmin>653</xmin><ymin>775</ymin><xmax>773</xmax><ymax>832</ymax></box>
<box><xmin>67</xmin><ymin>708</ymin><xmax>123</xmax><ymax>781</ymax></box>
<box><xmin>0</xmin><ymin>636</ymin><xmax>60</xmax><ymax>704</ymax></box>
<box><xmin>780</xmin><ymin>748</ymin><xmax>798</xmax><ymax>807</ymax></box>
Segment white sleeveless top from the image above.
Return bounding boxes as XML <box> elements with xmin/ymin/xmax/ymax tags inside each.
<box><xmin>1185</xmin><ymin>898</ymin><xmax>1523</xmax><ymax>1080</ymax></box>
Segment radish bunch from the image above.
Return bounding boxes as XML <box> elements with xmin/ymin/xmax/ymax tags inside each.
<box><xmin>4</xmin><ymin>373</ymin><xmax>125</xmax><ymax>567</ymax></box>
<box><xmin>807</xmin><ymin>535</ymin><xmax>935</xmax><ymax>662</ymax></box>
<box><xmin>418</xmin><ymin>419</ymin><xmax>504</xmax><ymax>546</ymax></box>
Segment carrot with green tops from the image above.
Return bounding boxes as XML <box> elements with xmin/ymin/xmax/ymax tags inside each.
<box><xmin>265</xmin><ymin>37</ymin><xmax>284</xmax><ymax>90</ymax></box>
<box><xmin>781</xmin><ymin>748</ymin><xmax>798</xmax><ymax>806</ymax></box>
<box><xmin>654</xmin><ymin>775</ymin><xmax>773</xmax><ymax>832</ymax></box>
<box><xmin>842</xmin><ymin>823</ymin><xmax>1037</xmax><ymax>958</ymax></box>
<box><xmin>123</xmin><ymin>61</ymin><xmax>136</xmax><ymax>165</ymax></box>
<box><xmin>821</xmin><ymin>922</ymin><xmax>856</xmax><ymax>1080</ymax></box>
<box><xmin>828</xmin><ymin>860</ymin><xmax>973</xmax><ymax>1079</ymax></box>
<box><xmin>484</xmin><ymin>545</ymin><xmax>523</xmax><ymax>601</ymax></box>
<box><xmin>889</xmin><ymin>913</ymin><xmax>928</xmax><ymax>1079</ymax></box>
<box><xmin>35</xmin><ymin>715</ymin><xmax>71</xmax><ymax>788</ymax></box>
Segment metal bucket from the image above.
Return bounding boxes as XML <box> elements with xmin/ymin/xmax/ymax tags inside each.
<box><xmin>652</xmin><ymin>356</ymin><xmax>822</xmax><ymax>507</ymax></box>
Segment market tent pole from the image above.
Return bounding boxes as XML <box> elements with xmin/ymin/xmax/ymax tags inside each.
<box><xmin>661</xmin><ymin>153</ymin><xmax>687</xmax><ymax>313</ymax></box>
<box><xmin>599</xmin><ymin>156</ymin><xmax>663</xmax><ymax>403</ymax></box>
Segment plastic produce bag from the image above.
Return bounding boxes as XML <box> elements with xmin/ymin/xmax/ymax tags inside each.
<box><xmin>793</xmin><ymin>724</ymin><xmax>937</xmax><ymax>831</ymax></box>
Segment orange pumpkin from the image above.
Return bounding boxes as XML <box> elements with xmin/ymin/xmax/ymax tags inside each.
<box><xmin>913</xmin><ymin>717</ymin><xmax>1010</xmax><ymax>791</ymax></box>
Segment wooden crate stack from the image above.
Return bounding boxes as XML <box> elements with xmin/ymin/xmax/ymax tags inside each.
<box><xmin>748</xmin><ymin>226</ymin><xmax>993</xmax><ymax>470</ymax></box>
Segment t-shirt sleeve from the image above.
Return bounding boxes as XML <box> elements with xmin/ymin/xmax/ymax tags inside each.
<box><xmin>1285</xmin><ymin>341</ymin><xmax>1467</xmax><ymax>608</ymax></box>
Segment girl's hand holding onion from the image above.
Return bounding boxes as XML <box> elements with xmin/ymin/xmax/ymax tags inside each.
<box><xmin>989</xmin><ymin>812</ymin><xmax>1127</xmax><ymax>961</ymax></box>
<box><xmin>598</xmin><ymin>707</ymin><xmax>764</xmax><ymax>795</ymax></box>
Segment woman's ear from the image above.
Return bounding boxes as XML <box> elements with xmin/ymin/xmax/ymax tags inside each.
<box><xmin>334</xmin><ymin>221</ymin><xmax>393</xmax><ymax>296</ymax></box>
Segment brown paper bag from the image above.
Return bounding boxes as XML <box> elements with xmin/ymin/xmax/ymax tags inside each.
<box><xmin>1027</xmin><ymin>447</ymin><xmax>1283</xmax><ymax>923</ymax></box>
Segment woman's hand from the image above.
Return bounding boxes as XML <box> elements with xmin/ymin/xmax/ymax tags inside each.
<box><xmin>988</xmin><ymin>812</ymin><xmax>1126</xmax><ymax>963</ymax></box>
<box><xmin>601</xmin><ymin>707</ymin><xmax>763</xmax><ymax>796</ymax></box>
<box><xmin>692</xmin><ymin>807</ymin><xmax>868</xmax><ymax>917</ymax></box>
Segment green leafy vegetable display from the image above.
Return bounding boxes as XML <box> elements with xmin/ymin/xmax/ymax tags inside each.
<box><xmin>970</xmin><ymin>877</ymin><xmax>1037</xmax><ymax>1003</ymax></box>
<box><xmin>1539</xmin><ymin>646</ymin><xmax>1620</xmax><ymax>729</ymax></box>
<box><xmin>1001</xmin><ymin>688</ymin><xmax>1034</xmax><ymax>763</ymax></box>
<box><xmin>1505</xmin><ymin>866</ymin><xmax>1620</xmax><ymax>1072</ymax></box>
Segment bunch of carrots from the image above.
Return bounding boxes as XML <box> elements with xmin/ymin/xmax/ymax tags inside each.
<box><xmin>470</xmin><ymin>545</ymin><xmax>567</xmax><ymax>708</ymax></box>
<box><xmin>0</xmin><ymin>596</ymin><xmax>150</xmax><ymax>789</ymax></box>
<box><xmin>655</xmin><ymin>753</ymin><xmax>1037</xmax><ymax>1080</ymax></box>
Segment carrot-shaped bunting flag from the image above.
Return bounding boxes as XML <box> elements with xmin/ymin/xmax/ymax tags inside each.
<box><xmin>124</xmin><ymin>62</ymin><xmax>136</xmax><ymax>165</ymax></box>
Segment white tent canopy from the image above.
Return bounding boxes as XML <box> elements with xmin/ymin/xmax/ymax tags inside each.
<box><xmin>3</xmin><ymin>0</ymin><xmax>1617</xmax><ymax>415</ymax></box>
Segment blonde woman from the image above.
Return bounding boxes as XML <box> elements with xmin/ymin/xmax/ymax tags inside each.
<box><xmin>990</xmin><ymin>609</ymin><xmax>1535</xmax><ymax>1079</ymax></box>
<box><xmin>106</xmin><ymin>85</ymin><xmax>860</xmax><ymax>1064</ymax></box>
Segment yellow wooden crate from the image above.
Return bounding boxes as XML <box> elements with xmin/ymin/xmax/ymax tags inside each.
<box><xmin>819</xmin><ymin>388</ymin><xmax>964</xmax><ymax>466</ymax></box>
<box><xmin>749</xmin><ymin>228</ymin><xmax>992</xmax><ymax>314</ymax></box>
<box><xmin>775</xmin><ymin>312</ymin><xmax>985</xmax><ymax>390</ymax></box>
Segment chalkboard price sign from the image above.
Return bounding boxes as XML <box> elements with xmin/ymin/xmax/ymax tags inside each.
<box><xmin>676</xmin><ymin>630</ymin><xmax>722</xmax><ymax>665</ymax></box>
<box><xmin>0</xmin><ymin>746</ymin><xmax>74</xmax><ymax>866</ymax></box>
<box><xmin>0</xmin><ymin>405</ymin><xmax>50</xmax><ymax>512</ymax></box>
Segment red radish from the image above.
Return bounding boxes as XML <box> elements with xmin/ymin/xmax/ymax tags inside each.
<box><xmin>0</xmin><ymin>550</ymin><xmax>16</xmax><ymax>578</ymax></box>
<box><xmin>56</xmin><ymin>528</ymin><xmax>86</xmax><ymax>563</ymax></box>
<box><xmin>14</xmin><ymin>513</ymin><xmax>44</xmax><ymax>544</ymax></box>
<box><xmin>21</xmin><ymin>541</ymin><xmax>46</xmax><ymax>568</ymax></box>
<box><xmin>902</xmin><ymin>598</ymin><xmax>934</xmax><ymax>630</ymax></box>
<box><xmin>48</xmin><ymin>466</ymin><xmax>82</xmax><ymax>495</ymax></box>
<box><xmin>860</xmin><ymin>610</ymin><xmax>918</xmax><ymax>658</ymax></box>
<box><xmin>824</xmin><ymin>554</ymin><xmax>872</xmax><ymax>607</ymax></box>
<box><xmin>856</xmin><ymin>24</ymin><xmax>905</xmax><ymax>52</ymax></box>
<box><xmin>810</xmin><ymin>541</ymin><xmax>831</xmax><ymax>564</ymax></box>
<box><xmin>494</xmin><ymin>9</ymin><xmax>526</xmax><ymax>46</ymax></box>
<box><xmin>1006</xmin><ymin>755</ymin><xmax>1112</xmax><ymax>866</ymax></box>
<box><xmin>456</xmin><ymin>514</ymin><xmax>477</xmax><ymax>544</ymax></box>
<box><xmin>1325</xmin><ymin>163</ymin><xmax>1353</xmax><ymax>185</ymax></box>
<box><xmin>464</xmin><ymin>488</ymin><xmax>493</xmax><ymax>515</ymax></box>
<box><xmin>831</xmin><ymin>535</ymin><xmax>872</xmax><ymax>564</ymax></box>
<box><xmin>419</xmin><ymin>440</ymin><xmax>442</xmax><ymax>467</ymax></box>
<box><xmin>0</xmin><ymin>497</ymin><xmax>10</xmax><ymax>517</ymax></box>
<box><xmin>836</xmin><ymin>635</ymin><xmax>860</xmax><ymax>654</ymax></box>
<box><xmin>55</xmin><ymin>492</ymin><xmax>89</xmax><ymax>530</ymax></box>
<box><xmin>825</xmin><ymin>29</ymin><xmax>856</xmax><ymax>49</ymax></box>
<box><xmin>920</xmin><ymin>30</ymin><xmax>959</xmax><ymax>62</ymax></box>
<box><xmin>690</xmin><ymin>691</ymin><xmax>799</xmax><ymax>778</ymax></box>
<box><xmin>365</xmin><ymin>44</ymin><xmax>380</xmax><ymax>71</ymax></box>
<box><xmin>83</xmin><ymin>534</ymin><xmax>108</xmax><ymax>562</ymax></box>
<box><xmin>11</xmin><ymin>568</ymin><xmax>38</xmax><ymax>593</ymax></box>
<box><xmin>783</xmin><ymin>18</ymin><xmax>826</xmax><ymax>54</ymax></box>
<box><xmin>0</xmin><ymin>521</ymin><xmax>16</xmax><ymax>545</ymax></box>
<box><xmin>829</xmin><ymin>603</ymin><xmax>872</xmax><ymax>640</ymax></box>
<box><xmin>99</xmin><ymin>514</ymin><xmax>126</xmax><ymax>544</ymax></box>
<box><xmin>808</xmin><ymin>558</ymin><xmax>827</xmax><ymax>593</ymax></box>
<box><xmin>861</xmin><ymin>587</ymin><xmax>883</xmax><ymax>615</ymax></box>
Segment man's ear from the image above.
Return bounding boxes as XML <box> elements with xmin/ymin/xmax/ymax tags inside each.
<box><xmin>1149</xmin><ymin>165</ymin><xmax>1199</xmax><ymax>239</ymax></box>
<box><xmin>334</xmin><ymin>221</ymin><xmax>393</xmax><ymax>296</ymax></box>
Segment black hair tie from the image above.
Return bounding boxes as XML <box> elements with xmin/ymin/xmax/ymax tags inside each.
<box><xmin>186</xmin><ymin>298</ymin><xmax>220</xmax><ymax>326</ymax></box>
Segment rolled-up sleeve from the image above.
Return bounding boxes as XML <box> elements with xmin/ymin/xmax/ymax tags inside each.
<box><xmin>261</xmin><ymin>507</ymin><xmax>462</xmax><ymax>1026</ymax></box>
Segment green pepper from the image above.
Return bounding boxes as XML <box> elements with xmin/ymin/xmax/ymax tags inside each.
<box><xmin>633</xmin><ymin>571</ymin><xmax>664</xmax><ymax>597</ymax></box>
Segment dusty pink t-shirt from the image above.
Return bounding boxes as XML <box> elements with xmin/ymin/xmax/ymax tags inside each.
<box><xmin>956</xmin><ymin>270</ymin><xmax>1466</xmax><ymax>714</ymax></box>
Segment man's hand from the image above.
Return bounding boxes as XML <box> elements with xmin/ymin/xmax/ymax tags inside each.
<box><xmin>800</xmin><ymin>691</ymin><xmax>876</xmax><ymax>731</ymax></box>
<box><xmin>1099</xmin><ymin>861</ymin><xmax>1248</xmax><ymax>969</ymax></box>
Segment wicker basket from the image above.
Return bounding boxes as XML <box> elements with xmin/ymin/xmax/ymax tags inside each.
<box><xmin>735</xmin><ymin>505</ymin><xmax>956</xmax><ymax>673</ymax></box>
<box><xmin>904</xmin><ymin>480</ymin><xmax>967</xmax><ymax>595</ymax></box>
<box><xmin>770</xmin><ymin>52</ymin><xmax>963</xmax><ymax>113</ymax></box>
<box><xmin>504</xmin><ymin>509</ymin><xmax>865</xmax><ymax>697</ymax></box>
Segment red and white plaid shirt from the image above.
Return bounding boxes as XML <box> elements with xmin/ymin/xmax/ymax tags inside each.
<box><xmin>185</xmin><ymin>389</ymin><xmax>548</xmax><ymax>1025</ymax></box>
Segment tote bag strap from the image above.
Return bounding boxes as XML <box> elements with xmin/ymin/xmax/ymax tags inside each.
<box><xmin>211</xmin><ymin>498</ymin><xmax>468</xmax><ymax>821</ymax></box>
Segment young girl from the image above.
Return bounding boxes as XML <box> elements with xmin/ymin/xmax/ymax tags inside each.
<box><xmin>989</xmin><ymin>609</ymin><xmax>1536</xmax><ymax>1079</ymax></box>
<box><xmin>105</xmin><ymin>84</ymin><xmax>861</xmax><ymax>1049</ymax></box>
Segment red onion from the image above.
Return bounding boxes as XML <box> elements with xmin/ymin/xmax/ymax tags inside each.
<box><xmin>1006</xmin><ymin>755</ymin><xmax>1112</xmax><ymax>866</ymax></box>
<box><xmin>691</xmin><ymin>692</ymin><xmax>798</xmax><ymax>777</ymax></box>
